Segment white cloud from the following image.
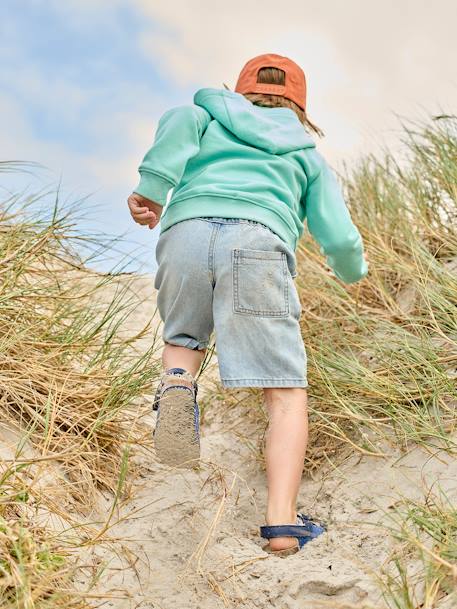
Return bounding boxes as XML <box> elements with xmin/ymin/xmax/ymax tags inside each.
<box><xmin>132</xmin><ymin>0</ymin><xmax>457</xmax><ymax>165</ymax></box>
<box><xmin>3</xmin><ymin>1</ymin><xmax>457</xmax><ymax>198</ymax></box>
<box><xmin>2</xmin><ymin>0</ymin><xmax>455</xmax><ymax>273</ymax></box>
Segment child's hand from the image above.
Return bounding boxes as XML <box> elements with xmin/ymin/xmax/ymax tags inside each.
<box><xmin>127</xmin><ymin>193</ymin><xmax>162</xmax><ymax>229</ymax></box>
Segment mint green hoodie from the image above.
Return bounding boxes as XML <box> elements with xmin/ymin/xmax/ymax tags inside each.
<box><xmin>134</xmin><ymin>88</ymin><xmax>368</xmax><ymax>284</ymax></box>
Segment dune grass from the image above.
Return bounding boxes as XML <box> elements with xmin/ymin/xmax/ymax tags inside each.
<box><xmin>0</xmin><ymin>171</ymin><xmax>161</xmax><ymax>607</ymax></box>
<box><xmin>0</xmin><ymin>465</ymin><xmax>88</xmax><ymax>609</ymax></box>
<box><xmin>296</xmin><ymin>115</ymin><xmax>456</xmax><ymax>465</ymax></box>
<box><xmin>381</xmin><ymin>487</ymin><xmax>457</xmax><ymax>608</ymax></box>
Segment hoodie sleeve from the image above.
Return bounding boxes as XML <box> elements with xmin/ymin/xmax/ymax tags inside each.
<box><xmin>134</xmin><ymin>105</ymin><xmax>211</xmax><ymax>206</ymax></box>
<box><xmin>304</xmin><ymin>153</ymin><xmax>368</xmax><ymax>284</ymax></box>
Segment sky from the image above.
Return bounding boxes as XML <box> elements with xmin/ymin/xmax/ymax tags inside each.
<box><xmin>1</xmin><ymin>0</ymin><xmax>456</xmax><ymax>272</ymax></box>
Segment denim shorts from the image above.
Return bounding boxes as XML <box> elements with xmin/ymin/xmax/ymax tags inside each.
<box><xmin>154</xmin><ymin>217</ymin><xmax>307</xmax><ymax>388</ymax></box>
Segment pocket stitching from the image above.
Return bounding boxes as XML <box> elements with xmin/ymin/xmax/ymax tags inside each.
<box><xmin>232</xmin><ymin>249</ymin><xmax>289</xmax><ymax>317</ymax></box>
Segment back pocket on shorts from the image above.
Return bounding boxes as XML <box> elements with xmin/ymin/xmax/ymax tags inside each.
<box><xmin>232</xmin><ymin>249</ymin><xmax>289</xmax><ymax>317</ymax></box>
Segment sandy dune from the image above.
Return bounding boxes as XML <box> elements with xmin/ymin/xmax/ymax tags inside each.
<box><xmin>88</xmin><ymin>274</ymin><xmax>456</xmax><ymax>609</ymax></box>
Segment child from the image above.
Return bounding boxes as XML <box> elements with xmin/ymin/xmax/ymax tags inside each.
<box><xmin>128</xmin><ymin>54</ymin><xmax>368</xmax><ymax>555</ymax></box>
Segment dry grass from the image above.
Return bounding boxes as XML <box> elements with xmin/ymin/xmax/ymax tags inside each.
<box><xmin>381</xmin><ymin>487</ymin><xmax>457</xmax><ymax>608</ymax></box>
<box><xmin>0</xmin><ymin>462</ymin><xmax>89</xmax><ymax>609</ymax></box>
<box><xmin>0</xmin><ymin>170</ymin><xmax>161</xmax><ymax>607</ymax></box>
<box><xmin>0</xmin><ymin>187</ymin><xmax>161</xmax><ymax>502</ymax></box>
<box><xmin>297</xmin><ymin>116</ymin><xmax>456</xmax><ymax>465</ymax></box>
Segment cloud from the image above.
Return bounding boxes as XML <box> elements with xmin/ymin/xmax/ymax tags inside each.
<box><xmin>5</xmin><ymin>0</ymin><xmax>456</xmax><ymax>174</ymax></box>
<box><xmin>0</xmin><ymin>3</ymin><xmax>167</xmax><ymax>190</ymax></box>
<box><xmin>0</xmin><ymin>3</ymin><xmax>166</xmax><ymax>271</ymax></box>
<box><xmin>2</xmin><ymin>0</ymin><xmax>456</xmax><ymax>273</ymax></box>
<box><xmin>132</xmin><ymin>0</ymin><xmax>457</xmax><ymax>163</ymax></box>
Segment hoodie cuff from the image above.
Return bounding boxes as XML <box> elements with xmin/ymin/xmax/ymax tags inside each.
<box><xmin>134</xmin><ymin>171</ymin><xmax>174</xmax><ymax>206</ymax></box>
<box><xmin>335</xmin><ymin>259</ymin><xmax>369</xmax><ymax>284</ymax></box>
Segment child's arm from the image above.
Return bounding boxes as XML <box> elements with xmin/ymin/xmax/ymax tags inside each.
<box><xmin>132</xmin><ymin>105</ymin><xmax>211</xmax><ymax>209</ymax></box>
<box><xmin>304</xmin><ymin>154</ymin><xmax>368</xmax><ymax>284</ymax></box>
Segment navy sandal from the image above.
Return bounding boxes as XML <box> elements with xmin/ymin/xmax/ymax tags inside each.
<box><xmin>152</xmin><ymin>368</ymin><xmax>200</xmax><ymax>468</ymax></box>
<box><xmin>260</xmin><ymin>513</ymin><xmax>326</xmax><ymax>554</ymax></box>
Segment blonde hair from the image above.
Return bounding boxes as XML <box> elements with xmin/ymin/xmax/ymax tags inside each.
<box><xmin>242</xmin><ymin>67</ymin><xmax>324</xmax><ymax>137</ymax></box>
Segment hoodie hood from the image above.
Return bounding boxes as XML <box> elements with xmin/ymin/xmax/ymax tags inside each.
<box><xmin>194</xmin><ymin>88</ymin><xmax>315</xmax><ymax>154</ymax></box>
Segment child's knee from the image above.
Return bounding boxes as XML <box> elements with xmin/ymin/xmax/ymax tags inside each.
<box><xmin>263</xmin><ymin>387</ymin><xmax>307</xmax><ymax>411</ymax></box>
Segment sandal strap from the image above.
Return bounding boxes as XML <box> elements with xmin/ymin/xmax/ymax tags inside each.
<box><xmin>260</xmin><ymin>513</ymin><xmax>326</xmax><ymax>546</ymax></box>
<box><xmin>260</xmin><ymin>523</ymin><xmax>316</xmax><ymax>539</ymax></box>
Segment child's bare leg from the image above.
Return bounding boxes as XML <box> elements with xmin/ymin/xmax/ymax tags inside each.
<box><xmin>263</xmin><ymin>387</ymin><xmax>308</xmax><ymax>551</ymax></box>
<box><xmin>162</xmin><ymin>343</ymin><xmax>206</xmax><ymax>379</ymax></box>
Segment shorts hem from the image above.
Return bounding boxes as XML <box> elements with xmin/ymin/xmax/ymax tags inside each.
<box><xmin>164</xmin><ymin>337</ymin><xmax>209</xmax><ymax>350</ymax></box>
<box><xmin>221</xmin><ymin>378</ymin><xmax>308</xmax><ymax>388</ymax></box>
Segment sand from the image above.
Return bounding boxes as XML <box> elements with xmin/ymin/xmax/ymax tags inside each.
<box><xmin>2</xmin><ymin>272</ymin><xmax>455</xmax><ymax>608</ymax></box>
<box><xmin>85</xmin><ymin>274</ymin><xmax>456</xmax><ymax>609</ymax></box>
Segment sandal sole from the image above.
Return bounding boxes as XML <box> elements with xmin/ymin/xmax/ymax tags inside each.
<box><xmin>154</xmin><ymin>387</ymin><xmax>200</xmax><ymax>468</ymax></box>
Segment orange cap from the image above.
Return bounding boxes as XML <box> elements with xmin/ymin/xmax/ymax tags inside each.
<box><xmin>235</xmin><ymin>53</ymin><xmax>307</xmax><ymax>111</ymax></box>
